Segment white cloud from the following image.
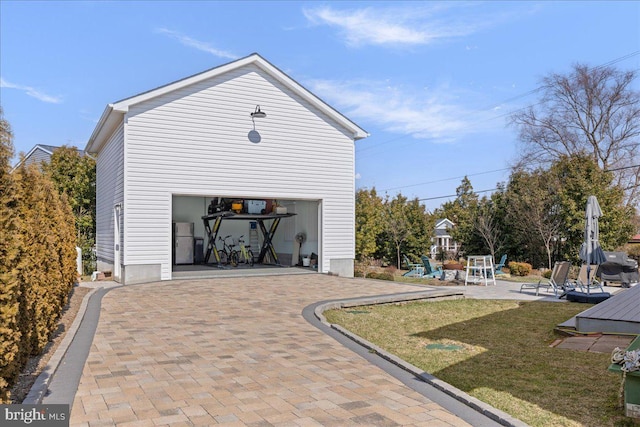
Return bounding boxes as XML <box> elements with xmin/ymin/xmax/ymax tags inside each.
<box><xmin>309</xmin><ymin>78</ymin><xmax>495</xmax><ymax>142</ymax></box>
<box><xmin>0</xmin><ymin>78</ymin><xmax>62</xmax><ymax>103</ymax></box>
<box><xmin>355</xmin><ymin>173</ymin><xmax>362</xmax><ymax>180</ymax></box>
<box><xmin>303</xmin><ymin>4</ymin><xmax>493</xmax><ymax>47</ymax></box>
<box><xmin>156</xmin><ymin>28</ymin><xmax>238</xmax><ymax>60</ymax></box>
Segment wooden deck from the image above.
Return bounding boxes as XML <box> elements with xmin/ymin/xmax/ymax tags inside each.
<box><xmin>574</xmin><ymin>284</ymin><xmax>640</xmax><ymax>334</ymax></box>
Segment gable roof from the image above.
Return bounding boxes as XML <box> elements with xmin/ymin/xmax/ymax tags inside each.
<box><xmin>31</xmin><ymin>144</ymin><xmax>59</xmax><ymax>155</ymax></box>
<box><xmin>86</xmin><ymin>53</ymin><xmax>368</xmax><ymax>154</ymax></box>
<box><xmin>435</xmin><ymin>218</ymin><xmax>454</xmax><ymax>229</ymax></box>
<box><xmin>12</xmin><ymin>144</ymin><xmax>86</xmax><ymax>172</ymax></box>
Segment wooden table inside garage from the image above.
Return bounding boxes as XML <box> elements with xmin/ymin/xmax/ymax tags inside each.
<box><xmin>202</xmin><ymin>211</ymin><xmax>296</xmax><ymax>266</ymax></box>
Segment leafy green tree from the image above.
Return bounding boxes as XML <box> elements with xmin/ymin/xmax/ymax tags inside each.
<box><xmin>355</xmin><ymin>188</ymin><xmax>384</xmax><ymax>260</ymax></box>
<box><xmin>433</xmin><ymin>177</ymin><xmax>479</xmax><ymax>257</ymax></box>
<box><xmin>380</xmin><ymin>193</ymin><xmax>432</xmax><ymax>268</ymax></box>
<box><xmin>44</xmin><ymin>146</ymin><xmax>96</xmax><ymax>274</ymax></box>
<box><xmin>503</xmin><ymin>154</ymin><xmax>635</xmax><ymax>269</ymax></box>
<box><xmin>402</xmin><ymin>197</ymin><xmax>434</xmax><ymax>261</ymax></box>
<box><xmin>504</xmin><ymin>168</ymin><xmax>564</xmax><ymax>269</ymax></box>
<box><xmin>548</xmin><ymin>154</ymin><xmax>634</xmax><ymax>260</ymax></box>
<box><xmin>0</xmin><ymin>108</ymin><xmax>21</xmax><ymax>403</ymax></box>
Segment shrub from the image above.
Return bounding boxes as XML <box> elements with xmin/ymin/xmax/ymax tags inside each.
<box><xmin>368</xmin><ymin>272</ymin><xmax>395</xmax><ymax>281</ymax></box>
<box><xmin>508</xmin><ymin>261</ymin><xmax>532</xmax><ymax>277</ymax></box>
<box><xmin>384</xmin><ymin>266</ymin><xmax>397</xmax><ymax>275</ymax></box>
<box><xmin>0</xmin><ymin>156</ymin><xmax>77</xmax><ymax>403</ymax></box>
<box><xmin>0</xmin><ymin>113</ymin><xmax>20</xmax><ymax>403</ymax></box>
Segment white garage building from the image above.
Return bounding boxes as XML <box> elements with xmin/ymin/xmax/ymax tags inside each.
<box><xmin>85</xmin><ymin>53</ymin><xmax>368</xmax><ymax>284</ymax></box>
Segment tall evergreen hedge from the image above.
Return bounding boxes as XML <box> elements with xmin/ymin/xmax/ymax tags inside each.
<box><xmin>0</xmin><ymin>111</ymin><xmax>21</xmax><ymax>403</ymax></box>
<box><xmin>0</xmin><ymin>110</ymin><xmax>77</xmax><ymax>402</ymax></box>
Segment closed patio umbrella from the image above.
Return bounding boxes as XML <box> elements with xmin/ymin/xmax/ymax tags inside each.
<box><xmin>579</xmin><ymin>195</ymin><xmax>607</xmax><ymax>293</ymax></box>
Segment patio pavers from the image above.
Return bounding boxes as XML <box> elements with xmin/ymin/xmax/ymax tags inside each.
<box><xmin>67</xmin><ymin>276</ymin><xmax>478</xmax><ymax>426</ymax></box>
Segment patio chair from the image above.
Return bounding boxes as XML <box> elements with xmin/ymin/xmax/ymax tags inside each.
<box><xmin>494</xmin><ymin>254</ymin><xmax>507</xmax><ymax>275</ymax></box>
<box><xmin>402</xmin><ymin>255</ymin><xmax>424</xmax><ymax>278</ymax></box>
<box><xmin>420</xmin><ymin>255</ymin><xmax>443</xmax><ymax>278</ymax></box>
<box><xmin>573</xmin><ymin>264</ymin><xmax>605</xmax><ymax>293</ymax></box>
<box><xmin>520</xmin><ymin>261</ymin><xmax>573</xmax><ymax>297</ymax></box>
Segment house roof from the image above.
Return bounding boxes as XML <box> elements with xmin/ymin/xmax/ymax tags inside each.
<box><xmin>12</xmin><ymin>144</ymin><xmax>85</xmax><ymax>171</ymax></box>
<box><xmin>86</xmin><ymin>53</ymin><xmax>369</xmax><ymax>154</ymax></box>
<box><xmin>434</xmin><ymin>228</ymin><xmax>451</xmax><ymax>237</ymax></box>
<box><xmin>32</xmin><ymin>144</ymin><xmax>59</xmax><ymax>155</ymax></box>
<box><xmin>435</xmin><ymin>218</ymin><xmax>454</xmax><ymax>228</ymax></box>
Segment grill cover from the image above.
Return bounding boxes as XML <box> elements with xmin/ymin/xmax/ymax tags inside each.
<box><xmin>596</xmin><ymin>252</ymin><xmax>639</xmax><ymax>286</ymax></box>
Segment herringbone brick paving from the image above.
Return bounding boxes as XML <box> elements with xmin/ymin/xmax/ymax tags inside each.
<box><xmin>70</xmin><ymin>275</ymin><xmax>472</xmax><ymax>426</ymax></box>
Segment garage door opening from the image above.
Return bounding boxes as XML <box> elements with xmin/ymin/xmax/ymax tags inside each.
<box><xmin>171</xmin><ymin>195</ymin><xmax>320</xmax><ymax>276</ymax></box>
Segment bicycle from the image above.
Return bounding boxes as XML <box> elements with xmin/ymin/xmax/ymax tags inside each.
<box><xmin>236</xmin><ymin>235</ymin><xmax>254</xmax><ymax>266</ymax></box>
<box><xmin>217</xmin><ymin>235</ymin><xmax>239</xmax><ymax>267</ymax></box>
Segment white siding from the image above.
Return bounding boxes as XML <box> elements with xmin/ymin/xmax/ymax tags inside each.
<box><xmin>123</xmin><ymin>64</ymin><xmax>355</xmax><ymax>276</ymax></box>
<box><xmin>95</xmin><ymin>124</ymin><xmax>124</xmax><ymax>266</ymax></box>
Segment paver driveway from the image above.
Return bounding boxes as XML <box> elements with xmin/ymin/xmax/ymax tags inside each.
<box><xmin>70</xmin><ymin>275</ymin><xmax>474</xmax><ymax>426</ymax></box>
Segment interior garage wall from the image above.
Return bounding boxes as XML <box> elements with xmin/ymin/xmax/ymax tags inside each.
<box><xmin>270</xmin><ymin>200</ymin><xmax>319</xmax><ymax>262</ymax></box>
<box><xmin>172</xmin><ymin>196</ymin><xmax>319</xmax><ymax>264</ymax></box>
<box><xmin>172</xmin><ymin>195</ymin><xmax>254</xmax><ymax>249</ymax></box>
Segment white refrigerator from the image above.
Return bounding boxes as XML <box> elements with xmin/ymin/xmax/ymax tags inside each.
<box><xmin>173</xmin><ymin>222</ymin><xmax>194</xmax><ymax>264</ymax></box>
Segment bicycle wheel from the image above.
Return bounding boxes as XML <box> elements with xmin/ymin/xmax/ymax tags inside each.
<box><xmin>218</xmin><ymin>249</ymin><xmax>228</xmax><ymax>265</ymax></box>
<box><xmin>247</xmin><ymin>250</ymin><xmax>254</xmax><ymax>267</ymax></box>
<box><xmin>230</xmin><ymin>250</ymin><xmax>239</xmax><ymax>267</ymax></box>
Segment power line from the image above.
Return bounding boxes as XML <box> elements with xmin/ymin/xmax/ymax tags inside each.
<box><xmin>355</xmin><ymin>51</ymin><xmax>640</xmax><ymax>156</ymax></box>
<box><xmin>381</xmin><ymin>167</ymin><xmax>511</xmax><ymax>192</ymax></box>
<box><xmin>414</xmin><ymin>163</ymin><xmax>640</xmax><ymax>205</ymax></box>
<box><xmin>418</xmin><ymin>188</ymin><xmax>497</xmax><ymax>202</ymax></box>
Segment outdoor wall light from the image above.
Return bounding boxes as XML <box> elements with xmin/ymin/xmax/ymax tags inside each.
<box><xmin>250</xmin><ymin>105</ymin><xmax>266</xmax><ymax>119</ymax></box>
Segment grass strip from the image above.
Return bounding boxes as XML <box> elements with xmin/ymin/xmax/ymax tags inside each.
<box><xmin>325</xmin><ymin>299</ymin><xmax>637</xmax><ymax>427</ymax></box>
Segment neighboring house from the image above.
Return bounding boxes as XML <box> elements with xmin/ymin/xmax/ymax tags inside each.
<box><xmin>430</xmin><ymin>218</ymin><xmax>459</xmax><ymax>259</ymax></box>
<box><xmin>12</xmin><ymin>144</ymin><xmax>85</xmax><ymax>171</ymax></box>
<box><xmin>629</xmin><ymin>234</ymin><xmax>640</xmax><ymax>244</ymax></box>
<box><xmin>84</xmin><ymin>53</ymin><xmax>368</xmax><ymax>285</ymax></box>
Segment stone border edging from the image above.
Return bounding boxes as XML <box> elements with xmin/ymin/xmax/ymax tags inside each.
<box><xmin>312</xmin><ymin>290</ymin><xmax>529</xmax><ymax>427</ymax></box>
<box><xmin>23</xmin><ymin>286</ymin><xmax>101</xmax><ymax>404</ymax></box>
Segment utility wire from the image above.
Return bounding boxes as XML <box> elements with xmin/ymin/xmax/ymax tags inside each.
<box><xmin>418</xmin><ymin>188</ymin><xmax>497</xmax><ymax>202</ymax></box>
<box><xmin>358</xmin><ymin>51</ymin><xmax>640</xmax><ymax>195</ymax></box>
<box><xmin>411</xmin><ymin>164</ymin><xmax>640</xmax><ymax>205</ymax></box>
<box><xmin>382</xmin><ymin>167</ymin><xmax>511</xmax><ymax>192</ymax></box>
<box><xmin>355</xmin><ymin>51</ymin><xmax>640</xmax><ymax>156</ymax></box>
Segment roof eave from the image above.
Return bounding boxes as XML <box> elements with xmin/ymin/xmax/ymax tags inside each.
<box><xmin>85</xmin><ymin>104</ymin><xmax>125</xmax><ymax>154</ymax></box>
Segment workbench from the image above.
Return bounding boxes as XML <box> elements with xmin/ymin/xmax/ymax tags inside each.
<box><xmin>202</xmin><ymin>211</ymin><xmax>296</xmax><ymax>266</ymax></box>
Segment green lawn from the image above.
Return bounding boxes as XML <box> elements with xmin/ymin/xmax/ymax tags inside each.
<box><xmin>325</xmin><ymin>299</ymin><xmax>639</xmax><ymax>427</ymax></box>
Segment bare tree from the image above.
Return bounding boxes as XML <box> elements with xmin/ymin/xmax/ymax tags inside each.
<box><xmin>475</xmin><ymin>207</ymin><xmax>502</xmax><ymax>262</ymax></box>
<box><xmin>510</xmin><ymin>64</ymin><xmax>640</xmax><ymax>206</ymax></box>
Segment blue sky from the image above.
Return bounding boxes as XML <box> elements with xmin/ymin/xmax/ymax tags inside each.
<box><xmin>1</xmin><ymin>1</ymin><xmax>639</xmax><ymax>211</ymax></box>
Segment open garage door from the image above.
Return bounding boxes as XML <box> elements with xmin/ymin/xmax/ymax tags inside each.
<box><xmin>171</xmin><ymin>195</ymin><xmax>320</xmax><ymax>275</ymax></box>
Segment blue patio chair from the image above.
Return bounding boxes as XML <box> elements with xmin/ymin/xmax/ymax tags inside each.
<box><xmin>420</xmin><ymin>255</ymin><xmax>443</xmax><ymax>278</ymax></box>
<box><xmin>402</xmin><ymin>255</ymin><xmax>424</xmax><ymax>278</ymax></box>
<box><xmin>494</xmin><ymin>254</ymin><xmax>507</xmax><ymax>275</ymax></box>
